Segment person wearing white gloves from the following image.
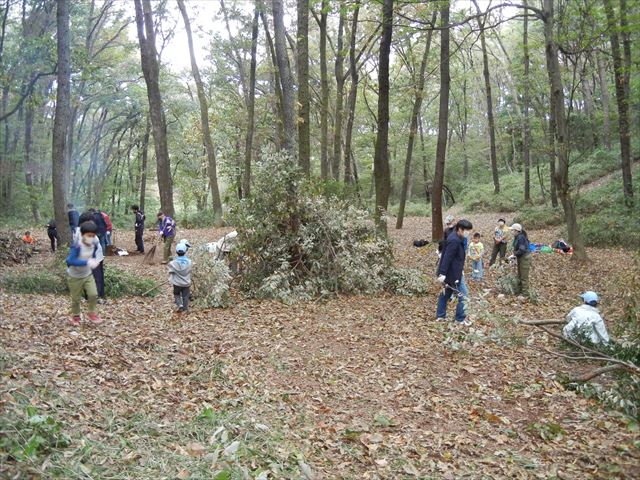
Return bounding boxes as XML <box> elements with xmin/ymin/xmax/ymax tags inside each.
<box><xmin>563</xmin><ymin>291</ymin><xmax>609</xmax><ymax>344</ymax></box>
<box><xmin>436</xmin><ymin>219</ymin><xmax>474</xmax><ymax>325</ymax></box>
<box><xmin>65</xmin><ymin>221</ymin><xmax>103</xmax><ymax>325</ymax></box>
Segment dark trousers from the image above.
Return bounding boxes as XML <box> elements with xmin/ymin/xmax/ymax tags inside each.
<box><xmin>173</xmin><ymin>285</ymin><xmax>190</xmax><ymax>311</ymax></box>
<box><xmin>92</xmin><ymin>261</ymin><xmax>105</xmax><ymax>298</ymax></box>
<box><xmin>135</xmin><ymin>227</ymin><xmax>144</xmax><ymax>253</ymax></box>
<box><xmin>47</xmin><ymin>231</ymin><xmax>58</xmax><ymax>252</ymax></box>
<box><xmin>489</xmin><ymin>242</ymin><xmax>507</xmax><ymax>266</ymax></box>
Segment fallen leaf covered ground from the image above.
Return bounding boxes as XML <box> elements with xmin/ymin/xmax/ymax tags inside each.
<box><xmin>1</xmin><ymin>213</ymin><xmax>639</xmax><ymax>479</ymax></box>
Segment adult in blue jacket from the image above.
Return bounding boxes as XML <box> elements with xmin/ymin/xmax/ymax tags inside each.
<box><xmin>436</xmin><ymin>219</ymin><xmax>473</xmax><ymax>324</ymax></box>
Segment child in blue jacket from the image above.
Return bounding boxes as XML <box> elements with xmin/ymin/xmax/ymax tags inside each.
<box><xmin>66</xmin><ymin>221</ymin><xmax>103</xmax><ymax>325</ymax></box>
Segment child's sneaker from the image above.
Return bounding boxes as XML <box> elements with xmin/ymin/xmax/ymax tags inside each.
<box><xmin>69</xmin><ymin>315</ymin><xmax>81</xmax><ymax>326</ymax></box>
<box><xmin>87</xmin><ymin>313</ymin><xmax>102</xmax><ymax>324</ymax></box>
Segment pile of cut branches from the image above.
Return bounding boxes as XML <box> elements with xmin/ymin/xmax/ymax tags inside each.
<box><xmin>0</xmin><ymin>231</ymin><xmax>31</xmax><ymax>266</ymax></box>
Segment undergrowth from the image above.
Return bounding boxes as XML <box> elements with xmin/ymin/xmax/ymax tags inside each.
<box><xmin>0</xmin><ymin>263</ymin><xmax>157</xmax><ymax>297</ymax></box>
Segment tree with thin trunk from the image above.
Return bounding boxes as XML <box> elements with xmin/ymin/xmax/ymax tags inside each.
<box><xmin>596</xmin><ymin>52</ymin><xmax>612</xmax><ymax>149</ymax></box>
<box><xmin>271</xmin><ymin>0</ymin><xmax>296</xmax><ymax>157</ymax></box>
<box><xmin>431</xmin><ymin>1</ymin><xmax>450</xmax><ymax>241</ymax></box>
<box><xmin>473</xmin><ymin>0</ymin><xmax>500</xmax><ymax>194</ymax></box>
<box><xmin>244</xmin><ymin>6</ymin><xmax>259</xmax><ymax>195</ymax></box>
<box><xmin>373</xmin><ymin>0</ymin><xmax>393</xmax><ymax>231</ymax></box>
<box><xmin>543</xmin><ymin>0</ymin><xmax>586</xmax><ymax>260</ymax></box>
<box><xmin>52</xmin><ymin>0</ymin><xmax>71</xmax><ymax>245</ymax></box>
<box><xmin>319</xmin><ymin>0</ymin><xmax>329</xmax><ymax>179</ymax></box>
<box><xmin>177</xmin><ymin>0</ymin><xmax>223</xmax><ymax>223</ymax></box>
<box><xmin>296</xmin><ymin>0</ymin><xmax>310</xmax><ymax>175</ymax></box>
<box><xmin>343</xmin><ymin>0</ymin><xmax>361</xmax><ymax>184</ymax></box>
<box><xmin>134</xmin><ymin>0</ymin><xmax>174</xmax><ymax>216</ymax></box>
<box><xmin>396</xmin><ymin>11</ymin><xmax>436</xmax><ymax>229</ymax></box>
<box><xmin>332</xmin><ymin>2</ymin><xmax>346</xmax><ymax>180</ymax></box>
<box><xmin>139</xmin><ymin>119</ymin><xmax>150</xmax><ymax>212</ymax></box>
<box><xmin>603</xmin><ymin>0</ymin><xmax>633</xmax><ymax>206</ymax></box>
<box><xmin>522</xmin><ymin>0</ymin><xmax>531</xmax><ymax>204</ymax></box>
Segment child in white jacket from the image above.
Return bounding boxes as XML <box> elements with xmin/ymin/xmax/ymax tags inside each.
<box><xmin>563</xmin><ymin>291</ymin><xmax>609</xmax><ymax>344</ymax></box>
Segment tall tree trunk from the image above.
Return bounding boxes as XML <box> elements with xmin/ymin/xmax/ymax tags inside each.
<box><xmin>580</xmin><ymin>58</ymin><xmax>598</xmax><ymax>148</ymax></box>
<box><xmin>260</xmin><ymin>9</ymin><xmax>285</xmax><ymax>148</ymax></box>
<box><xmin>373</xmin><ymin>0</ymin><xmax>393</xmax><ymax>231</ymax></box>
<box><xmin>431</xmin><ymin>3</ymin><xmax>450</xmax><ymax>240</ymax></box>
<box><xmin>24</xmin><ymin>95</ymin><xmax>40</xmax><ymax>222</ymax></box>
<box><xmin>319</xmin><ymin>0</ymin><xmax>329</xmax><ymax>179</ymax></box>
<box><xmin>343</xmin><ymin>0</ymin><xmax>361</xmax><ymax>184</ymax></box>
<box><xmin>271</xmin><ymin>0</ymin><xmax>296</xmax><ymax>157</ymax></box>
<box><xmin>396</xmin><ymin>12</ymin><xmax>436</xmax><ymax>229</ymax></box>
<box><xmin>177</xmin><ymin>0</ymin><xmax>223</xmax><ymax>222</ymax></box>
<box><xmin>522</xmin><ymin>1</ymin><xmax>531</xmax><ymax>204</ymax></box>
<box><xmin>296</xmin><ymin>0</ymin><xmax>310</xmax><ymax>175</ymax></box>
<box><xmin>543</xmin><ymin>0</ymin><xmax>586</xmax><ymax>260</ymax></box>
<box><xmin>596</xmin><ymin>52</ymin><xmax>612</xmax><ymax>149</ymax></box>
<box><xmin>332</xmin><ymin>3</ymin><xmax>346</xmax><ymax>180</ymax></box>
<box><xmin>604</xmin><ymin>0</ymin><xmax>633</xmax><ymax>205</ymax></box>
<box><xmin>52</xmin><ymin>0</ymin><xmax>71</xmax><ymax>244</ymax></box>
<box><xmin>473</xmin><ymin>0</ymin><xmax>500</xmax><ymax>194</ymax></box>
<box><xmin>139</xmin><ymin>119</ymin><xmax>150</xmax><ymax>212</ymax></box>
<box><xmin>134</xmin><ymin>0</ymin><xmax>174</xmax><ymax>216</ymax></box>
<box><xmin>244</xmin><ymin>7</ymin><xmax>259</xmax><ymax>196</ymax></box>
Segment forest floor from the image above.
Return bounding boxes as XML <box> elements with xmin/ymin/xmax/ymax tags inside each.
<box><xmin>1</xmin><ymin>212</ymin><xmax>639</xmax><ymax>479</ymax></box>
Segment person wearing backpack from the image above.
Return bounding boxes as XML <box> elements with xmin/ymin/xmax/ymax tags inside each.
<box><xmin>157</xmin><ymin>211</ymin><xmax>176</xmax><ymax>264</ymax></box>
<box><xmin>131</xmin><ymin>205</ymin><xmax>145</xmax><ymax>253</ymax></box>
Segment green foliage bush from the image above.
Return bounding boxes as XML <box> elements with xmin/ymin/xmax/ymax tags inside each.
<box><xmin>228</xmin><ymin>150</ymin><xmax>426</xmax><ymax>302</ymax></box>
<box><xmin>191</xmin><ymin>251</ymin><xmax>231</xmax><ymax>308</ymax></box>
<box><xmin>0</xmin><ymin>264</ymin><xmax>157</xmax><ymax>297</ymax></box>
<box><xmin>389</xmin><ymin>201</ymin><xmax>431</xmax><ymax>218</ymax></box>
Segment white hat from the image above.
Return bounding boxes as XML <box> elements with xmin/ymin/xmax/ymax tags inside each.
<box><xmin>510</xmin><ymin>223</ymin><xmax>522</xmax><ymax>232</ymax></box>
<box><xmin>445</xmin><ymin>214</ymin><xmax>455</xmax><ymax>225</ymax></box>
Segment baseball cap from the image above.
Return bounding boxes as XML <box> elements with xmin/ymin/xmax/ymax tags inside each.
<box><xmin>581</xmin><ymin>291</ymin><xmax>599</xmax><ymax>304</ymax></box>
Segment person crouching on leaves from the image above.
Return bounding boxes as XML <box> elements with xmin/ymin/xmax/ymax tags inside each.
<box><xmin>168</xmin><ymin>242</ymin><xmax>192</xmax><ymax>313</ymax></box>
<box><xmin>563</xmin><ymin>291</ymin><xmax>609</xmax><ymax>344</ymax></box>
<box><xmin>66</xmin><ymin>221</ymin><xmax>103</xmax><ymax>325</ymax></box>
<box><xmin>436</xmin><ymin>219</ymin><xmax>473</xmax><ymax>325</ymax></box>
<box><xmin>508</xmin><ymin>223</ymin><xmax>531</xmax><ymax>297</ymax></box>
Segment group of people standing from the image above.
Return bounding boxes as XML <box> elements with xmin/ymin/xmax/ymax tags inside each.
<box><xmin>435</xmin><ymin>215</ymin><xmax>532</xmax><ymax>325</ymax></box>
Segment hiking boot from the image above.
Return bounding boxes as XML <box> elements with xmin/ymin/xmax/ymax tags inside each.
<box><xmin>69</xmin><ymin>315</ymin><xmax>81</xmax><ymax>326</ymax></box>
<box><xmin>87</xmin><ymin>313</ymin><xmax>103</xmax><ymax>324</ymax></box>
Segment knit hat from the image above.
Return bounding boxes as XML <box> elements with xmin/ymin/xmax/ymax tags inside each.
<box><xmin>80</xmin><ymin>221</ymin><xmax>97</xmax><ymax>234</ymax></box>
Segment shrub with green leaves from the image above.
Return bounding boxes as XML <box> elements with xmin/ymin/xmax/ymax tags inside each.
<box><xmin>0</xmin><ymin>264</ymin><xmax>157</xmax><ymax>297</ymax></box>
<box><xmin>228</xmin><ymin>150</ymin><xmax>426</xmax><ymax>302</ymax></box>
<box><xmin>191</xmin><ymin>251</ymin><xmax>232</xmax><ymax>307</ymax></box>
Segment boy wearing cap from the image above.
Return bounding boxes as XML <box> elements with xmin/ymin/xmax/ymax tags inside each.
<box><xmin>508</xmin><ymin>223</ymin><xmax>532</xmax><ymax>296</ymax></box>
<box><xmin>66</xmin><ymin>221</ymin><xmax>103</xmax><ymax>325</ymax></box>
<box><xmin>563</xmin><ymin>292</ymin><xmax>609</xmax><ymax>344</ymax></box>
<box><xmin>489</xmin><ymin>219</ymin><xmax>509</xmax><ymax>266</ymax></box>
<box><xmin>168</xmin><ymin>242</ymin><xmax>192</xmax><ymax>313</ymax></box>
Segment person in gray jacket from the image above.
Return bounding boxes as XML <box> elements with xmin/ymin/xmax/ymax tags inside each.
<box><xmin>167</xmin><ymin>242</ymin><xmax>192</xmax><ymax>313</ymax></box>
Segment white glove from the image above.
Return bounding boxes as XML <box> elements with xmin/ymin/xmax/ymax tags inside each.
<box><xmin>508</xmin><ymin>255</ymin><xmax>516</xmax><ymax>261</ymax></box>
<box><xmin>437</xmin><ymin>274</ymin><xmax>446</xmax><ymax>283</ymax></box>
<box><xmin>87</xmin><ymin>259</ymin><xmax>99</xmax><ymax>269</ymax></box>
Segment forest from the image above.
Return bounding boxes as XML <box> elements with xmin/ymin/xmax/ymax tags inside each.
<box><xmin>1</xmin><ymin>0</ymin><xmax>639</xmax><ymax>478</ymax></box>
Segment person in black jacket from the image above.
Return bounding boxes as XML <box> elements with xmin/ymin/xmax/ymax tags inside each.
<box><xmin>436</xmin><ymin>219</ymin><xmax>473</xmax><ymax>324</ymax></box>
<box><xmin>131</xmin><ymin>205</ymin><xmax>145</xmax><ymax>253</ymax></box>
<box><xmin>46</xmin><ymin>220</ymin><xmax>58</xmax><ymax>252</ymax></box>
<box><xmin>508</xmin><ymin>223</ymin><xmax>532</xmax><ymax>296</ymax></box>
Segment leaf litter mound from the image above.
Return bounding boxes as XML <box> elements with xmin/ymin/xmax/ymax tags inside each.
<box><xmin>1</xmin><ymin>214</ymin><xmax>639</xmax><ymax>479</ymax></box>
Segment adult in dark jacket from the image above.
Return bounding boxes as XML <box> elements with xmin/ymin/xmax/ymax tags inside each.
<box><xmin>67</xmin><ymin>203</ymin><xmax>79</xmax><ymax>237</ymax></box>
<box><xmin>90</xmin><ymin>209</ymin><xmax>108</xmax><ymax>254</ymax></box>
<box><xmin>131</xmin><ymin>205</ymin><xmax>145</xmax><ymax>253</ymax></box>
<box><xmin>436</xmin><ymin>219</ymin><xmax>473</xmax><ymax>324</ymax></box>
<box><xmin>46</xmin><ymin>220</ymin><xmax>58</xmax><ymax>252</ymax></box>
<box><xmin>508</xmin><ymin>223</ymin><xmax>532</xmax><ymax>296</ymax></box>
